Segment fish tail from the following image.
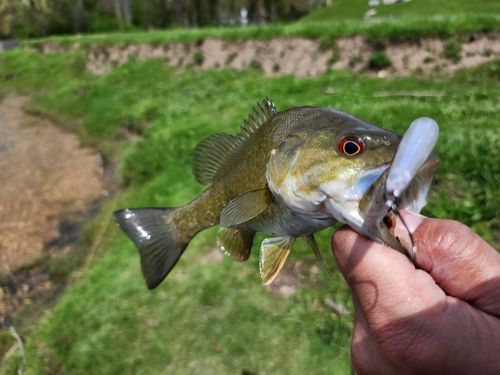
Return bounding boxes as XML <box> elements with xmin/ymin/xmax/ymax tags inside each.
<box><xmin>113</xmin><ymin>207</ymin><xmax>190</xmax><ymax>289</ymax></box>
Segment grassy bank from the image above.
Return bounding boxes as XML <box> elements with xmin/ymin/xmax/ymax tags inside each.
<box><xmin>1</xmin><ymin>35</ymin><xmax>500</xmax><ymax>374</ymax></box>
<box><xmin>302</xmin><ymin>0</ymin><xmax>500</xmax><ymax>22</ymax></box>
<box><xmin>19</xmin><ymin>13</ymin><xmax>500</xmax><ymax>48</ymax></box>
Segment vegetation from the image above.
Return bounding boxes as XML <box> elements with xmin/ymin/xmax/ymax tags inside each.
<box><xmin>1</xmin><ymin>40</ymin><xmax>499</xmax><ymax>373</ymax></box>
<box><xmin>193</xmin><ymin>51</ymin><xmax>204</xmax><ymax>65</ymax></box>
<box><xmin>443</xmin><ymin>39</ymin><xmax>462</xmax><ymax>63</ymax></box>
<box><xmin>15</xmin><ymin>13</ymin><xmax>500</xmax><ymax>50</ymax></box>
<box><xmin>1</xmin><ymin>3</ymin><xmax>500</xmax><ymax>372</ymax></box>
<box><xmin>302</xmin><ymin>0</ymin><xmax>500</xmax><ymax>22</ymax></box>
<box><xmin>0</xmin><ymin>0</ymin><xmax>313</xmax><ymax>39</ymax></box>
<box><xmin>225</xmin><ymin>51</ymin><xmax>238</xmax><ymax>65</ymax></box>
<box><xmin>0</xmin><ymin>0</ymin><xmax>11</xmax><ymax>36</ymax></box>
<box><xmin>367</xmin><ymin>51</ymin><xmax>392</xmax><ymax>70</ymax></box>
<box><xmin>4</xmin><ymin>0</ymin><xmax>500</xmax><ymax>42</ymax></box>
<box><xmin>318</xmin><ymin>35</ymin><xmax>340</xmax><ymax>66</ymax></box>
<box><xmin>349</xmin><ymin>54</ymin><xmax>363</xmax><ymax>68</ymax></box>
<box><xmin>249</xmin><ymin>59</ymin><xmax>262</xmax><ymax>71</ymax></box>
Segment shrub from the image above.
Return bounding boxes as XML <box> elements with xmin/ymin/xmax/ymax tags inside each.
<box><xmin>249</xmin><ymin>59</ymin><xmax>262</xmax><ymax>71</ymax></box>
<box><xmin>444</xmin><ymin>40</ymin><xmax>462</xmax><ymax>63</ymax></box>
<box><xmin>368</xmin><ymin>52</ymin><xmax>392</xmax><ymax>70</ymax></box>
<box><xmin>193</xmin><ymin>51</ymin><xmax>204</xmax><ymax>66</ymax></box>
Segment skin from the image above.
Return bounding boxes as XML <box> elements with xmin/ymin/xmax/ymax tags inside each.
<box><xmin>331</xmin><ymin>210</ymin><xmax>500</xmax><ymax>375</ymax></box>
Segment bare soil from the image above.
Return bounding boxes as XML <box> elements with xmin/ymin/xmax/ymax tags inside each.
<box><xmin>0</xmin><ymin>96</ymin><xmax>105</xmax><ymax>327</ymax></box>
<box><xmin>37</xmin><ymin>34</ymin><xmax>500</xmax><ymax>78</ymax></box>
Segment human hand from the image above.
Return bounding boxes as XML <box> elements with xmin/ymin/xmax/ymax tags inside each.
<box><xmin>331</xmin><ymin>210</ymin><xmax>500</xmax><ymax>375</ymax></box>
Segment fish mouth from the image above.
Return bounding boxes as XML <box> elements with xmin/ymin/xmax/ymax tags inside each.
<box><xmin>357</xmin><ymin>153</ymin><xmax>441</xmax><ymax>258</ymax></box>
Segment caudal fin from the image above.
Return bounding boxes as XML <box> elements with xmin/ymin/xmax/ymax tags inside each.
<box><xmin>113</xmin><ymin>207</ymin><xmax>189</xmax><ymax>289</ymax></box>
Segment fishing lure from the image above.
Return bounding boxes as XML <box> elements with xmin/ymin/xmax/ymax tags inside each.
<box><xmin>385</xmin><ymin>117</ymin><xmax>439</xmax><ymax>260</ymax></box>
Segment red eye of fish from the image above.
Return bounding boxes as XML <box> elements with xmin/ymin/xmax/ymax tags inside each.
<box><xmin>338</xmin><ymin>135</ymin><xmax>365</xmax><ymax>156</ymax></box>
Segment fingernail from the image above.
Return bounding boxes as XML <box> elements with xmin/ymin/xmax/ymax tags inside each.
<box><xmin>395</xmin><ymin>210</ymin><xmax>426</xmax><ymax>235</ymax></box>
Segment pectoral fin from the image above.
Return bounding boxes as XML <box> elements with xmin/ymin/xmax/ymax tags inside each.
<box><xmin>217</xmin><ymin>227</ymin><xmax>254</xmax><ymax>262</ymax></box>
<box><xmin>304</xmin><ymin>234</ymin><xmax>329</xmax><ymax>276</ymax></box>
<box><xmin>259</xmin><ymin>236</ymin><xmax>295</xmax><ymax>285</ymax></box>
<box><xmin>220</xmin><ymin>188</ymin><xmax>273</xmax><ymax>227</ymax></box>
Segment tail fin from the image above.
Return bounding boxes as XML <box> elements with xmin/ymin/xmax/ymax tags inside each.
<box><xmin>113</xmin><ymin>208</ymin><xmax>189</xmax><ymax>289</ymax></box>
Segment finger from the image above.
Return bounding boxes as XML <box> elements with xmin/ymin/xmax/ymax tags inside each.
<box><xmin>331</xmin><ymin>226</ymin><xmax>446</xmax><ymax>326</ymax></box>
<box><xmin>395</xmin><ymin>211</ymin><xmax>500</xmax><ymax>316</ymax></box>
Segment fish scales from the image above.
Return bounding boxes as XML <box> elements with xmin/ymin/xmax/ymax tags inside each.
<box><xmin>170</xmin><ymin>108</ymin><xmax>302</xmax><ymax>234</ymax></box>
<box><xmin>173</xmin><ymin>108</ymin><xmax>329</xmax><ymax>237</ymax></box>
<box><xmin>114</xmin><ymin>98</ymin><xmax>440</xmax><ymax>289</ymax></box>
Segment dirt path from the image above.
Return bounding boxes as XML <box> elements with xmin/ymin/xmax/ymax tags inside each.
<box><xmin>0</xmin><ymin>96</ymin><xmax>105</xmax><ymax>325</ymax></box>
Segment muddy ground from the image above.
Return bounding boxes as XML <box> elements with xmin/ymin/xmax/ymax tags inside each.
<box><xmin>0</xmin><ymin>96</ymin><xmax>105</xmax><ymax>328</ymax></box>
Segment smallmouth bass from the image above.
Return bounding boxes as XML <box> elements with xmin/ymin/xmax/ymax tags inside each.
<box><xmin>114</xmin><ymin>98</ymin><xmax>440</xmax><ymax>289</ymax></box>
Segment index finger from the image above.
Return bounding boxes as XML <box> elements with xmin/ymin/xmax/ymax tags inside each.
<box><xmin>396</xmin><ymin>211</ymin><xmax>500</xmax><ymax>316</ymax></box>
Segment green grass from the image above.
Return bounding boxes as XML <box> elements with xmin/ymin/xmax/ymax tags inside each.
<box><xmin>17</xmin><ymin>13</ymin><xmax>500</xmax><ymax>49</ymax></box>
<box><xmin>302</xmin><ymin>0</ymin><xmax>500</xmax><ymax>22</ymax></box>
<box><xmin>1</xmin><ymin>43</ymin><xmax>500</xmax><ymax>373</ymax></box>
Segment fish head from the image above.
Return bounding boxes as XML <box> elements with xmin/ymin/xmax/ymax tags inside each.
<box><xmin>266</xmin><ymin>107</ymin><xmax>440</xmax><ymax>255</ymax></box>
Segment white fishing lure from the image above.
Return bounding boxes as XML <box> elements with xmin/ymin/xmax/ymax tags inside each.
<box><xmin>384</xmin><ymin>117</ymin><xmax>439</xmax><ymax>260</ymax></box>
<box><xmin>386</xmin><ymin>117</ymin><xmax>439</xmax><ymax>207</ymax></box>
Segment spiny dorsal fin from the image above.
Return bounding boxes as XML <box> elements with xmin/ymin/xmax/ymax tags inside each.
<box><xmin>239</xmin><ymin>97</ymin><xmax>277</xmax><ymax>139</ymax></box>
<box><xmin>192</xmin><ymin>133</ymin><xmax>243</xmax><ymax>185</ymax></box>
<box><xmin>192</xmin><ymin>98</ymin><xmax>276</xmax><ymax>185</ymax></box>
<box><xmin>217</xmin><ymin>227</ymin><xmax>254</xmax><ymax>262</ymax></box>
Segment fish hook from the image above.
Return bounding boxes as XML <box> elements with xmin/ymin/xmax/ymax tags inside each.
<box><xmin>386</xmin><ymin>197</ymin><xmax>417</xmax><ymax>262</ymax></box>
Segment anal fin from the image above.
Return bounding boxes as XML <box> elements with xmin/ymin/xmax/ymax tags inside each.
<box><xmin>217</xmin><ymin>227</ymin><xmax>254</xmax><ymax>262</ymax></box>
<box><xmin>259</xmin><ymin>236</ymin><xmax>295</xmax><ymax>285</ymax></box>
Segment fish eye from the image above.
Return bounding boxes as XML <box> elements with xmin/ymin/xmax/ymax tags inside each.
<box><xmin>338</xmin><ymin>134</ymin><xmax>365</xmax><ymax>156</ymax></box>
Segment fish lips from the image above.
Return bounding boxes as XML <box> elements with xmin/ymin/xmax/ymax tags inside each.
<box><xmin>357</xmin><ymin>153</ymin><xmax>441</xmax><ymax>256</ymax></box>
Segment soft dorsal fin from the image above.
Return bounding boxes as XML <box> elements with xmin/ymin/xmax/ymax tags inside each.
<box><xmin>238</xmin><ymin>97</ymin><xmax>277</xmax><ymax>139</ymax></box>
<box><xmin>192</xmin><ymin>98</ymin><xmax>276</xmax><ymax>186</ymax></box>
<box><xmin>192</xmin><ymin>133</ymin><xmax>243</xmax><ymax>185</ymax></box>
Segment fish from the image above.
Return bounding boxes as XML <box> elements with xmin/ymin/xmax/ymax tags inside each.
<box><xmin>114</xmin><ymin>98</ymin><xmax>440</xmax><ymax>289</ymax></box>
